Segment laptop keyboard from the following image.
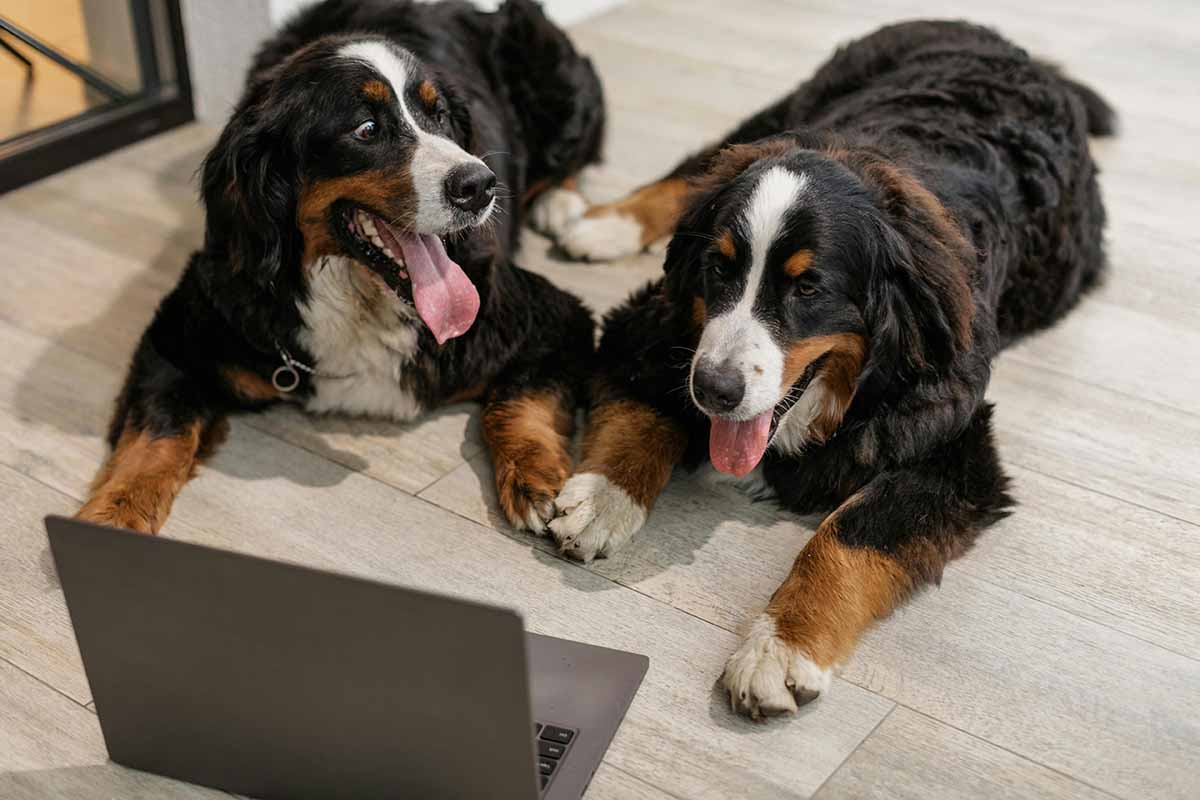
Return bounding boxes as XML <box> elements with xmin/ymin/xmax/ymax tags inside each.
<box><xmin>534</xmin><ymin>722</ymin><xmax>576</xmax><ymax>793</ymax></box>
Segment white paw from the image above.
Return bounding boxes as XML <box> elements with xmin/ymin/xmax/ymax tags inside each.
<box><xmin>548</xmin><ymin>472</ymin><xmax>647</xmax><ymax>562</ymax></box>
<box><xmin>559</xmin><ymin>212</ymin><xmax>644</xmax><ymax>262</ymax></box>
<box><xmin>529</xmin><ymin>187</ymin><xmax>588</xmax><ymax>237</ymax></box>
<box><xmin>721</xmin><ymin>613</ymin><xmax>831</xmax><ymax>719</ymax></box>
<box><xmin>517</xmin><ymin>497</ymin><xmax>554</xmax><ymax>535</ymax></box>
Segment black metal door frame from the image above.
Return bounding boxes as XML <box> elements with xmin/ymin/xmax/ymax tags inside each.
<box><xmin>0</xmin><ymin>0</ymin><xmax>194</xmax><ymax>194</ymax></box>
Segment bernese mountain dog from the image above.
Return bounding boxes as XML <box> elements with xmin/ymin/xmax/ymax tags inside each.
<box><xmin>76</xmin><ymin>0</ymin><xmax>606</xmax><ymax>535</ymax></box>
<box><xmin>537</xmin><ymin>21</ymin><xmax>1115</xmax><ymax>718</ymax></box>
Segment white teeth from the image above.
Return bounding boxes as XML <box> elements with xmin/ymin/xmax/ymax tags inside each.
<box><xmin>350</xmin><ymin>209</ymin><xmax>407</xmax><ymax>274</ymax></box>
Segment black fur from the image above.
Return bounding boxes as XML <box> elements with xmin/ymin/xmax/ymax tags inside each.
<box><xmin>597</xmin><ymin>21</ymin><xmax>1112</xmax><ymax>582</ymax></box>
<box><xmin>102</xmin><ymin>0</ymin><xmax>603</xmax><ymax>495</ymax></box>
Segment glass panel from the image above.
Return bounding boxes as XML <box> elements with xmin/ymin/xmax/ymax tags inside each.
<box><xmin>0</xmin><ymin>0</ymin><xmax>168</xmax><ymax>143</ymax></box>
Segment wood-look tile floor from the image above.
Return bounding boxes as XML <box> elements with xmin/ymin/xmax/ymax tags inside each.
<box><xmin>1</xmin><ymin>1</ymin><xmax>1197</xmax><ymax>798</ymax></box>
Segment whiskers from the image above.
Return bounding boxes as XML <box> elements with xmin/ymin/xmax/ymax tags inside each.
<box><xmin>492</xmin><ymin>180</ymin><xmax>516</xmax><ymax>203</ymax></box>
<box><xmin>477</xmin><ymin>150</ymin><xmax>511</xmax><ymax>166</ymax></box>
<box><xmin>774</xmin><ymin>383</ymin><xmax>806</xmax><ymax>420</ymax></box>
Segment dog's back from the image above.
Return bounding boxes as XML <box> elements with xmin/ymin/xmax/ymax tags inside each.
<box><xmin>771</xmin><ymin>20</ymin><xmax>1114</xmax><ymax>341</ymax></box>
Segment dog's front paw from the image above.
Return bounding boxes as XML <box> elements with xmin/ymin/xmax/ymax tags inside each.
<box><xmin>548</xmin><ymin>472</ymin><xmax>646</xmax><ymax>562</ymax></box>
<box><xmin>721</xmin><ymin>613</ymin><xmax>831</xmax><ymax>720</ymax></box>
<box><xmin>494</xmin><ymin>455</ymin><xmax>570</xmax><ymax>535</ymax></box>
<box><xmin>529</xmin><ymin>187</ymin><xmax>588</xmax><ymax>238</ymax></box>
<box><xmin>559</xmin><ymin>212</ymin><xmax>644</xmax><ymax>262</ymax></box>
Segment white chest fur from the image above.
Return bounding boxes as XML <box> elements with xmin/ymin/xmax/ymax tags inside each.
<box><xmin>296</xmin><ymin>257</ymin><xmax>425</xmax><ymax>421</ymax></box>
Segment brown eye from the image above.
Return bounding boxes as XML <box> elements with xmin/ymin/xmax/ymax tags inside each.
<box><xmin>353</xmin><ymin>120</ymin><xmax>377</xmax><ymax>141</ymax></box>
<box><xmin>796</xmin><ymin>284</ymin><xmax>818</xmax><ymax>298</ymax></box>
<box><xmin>710</xmin><ymin>259</ymin><xmax>733</xmax><ymax>280</ymax></box>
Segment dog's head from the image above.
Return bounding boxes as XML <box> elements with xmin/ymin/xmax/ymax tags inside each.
<box><xmin>201</xmin><ymin>36</ymin><xmax>494</xmax><ymax>344</ymax></box>
<box><xmin>666</xmin><ymin>136</ymin><xmax>975</xmax><ymax>476</ymax></box>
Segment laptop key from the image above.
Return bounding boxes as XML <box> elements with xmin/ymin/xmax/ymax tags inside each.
<box><xmin>538</xmin><ymin>740</ymin><xmax>566</xmax><ymax>759</ymax></box>
<box><xmin>540</xmin><ymin>774</ymin><xmax>549</xmax><ymax>790</ymax></box>
<box><xmin>540</xmin><ymin>725</ymin><xmax>575</xmax><ymax>745</ymax></box>
<box><xmin>537</xmin><ymin>757</ymin><xmax>557</xmax><ymax>776</ymax></box>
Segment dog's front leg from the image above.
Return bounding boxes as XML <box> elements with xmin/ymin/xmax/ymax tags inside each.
<box><xmin>482</xmin><ymin>385</ymin><xmax>577</xmax><ymax>535</ymax></box>
<box><xmin>548</xmin><ymin>388</ymin><xmax>687</xmax><ymax>563</ymax></box>
<box><xmin>720</xmin><ymin>503</ymin><xmax>913</xmax><ymax>719</ymax></box>
<box><xmin>78</xmin><ymin>418</ymin><xmax>224</xmax><ymax>534</ymax></box>
<box><xmin>721</xmin><ymin>411</ymin><xmax>1007</xmax><ymax>719</ymax></box>
<box><xmin>76</xmin><ymin>335</ymin><xmax>246</xmax><ymax>534</ymax></box>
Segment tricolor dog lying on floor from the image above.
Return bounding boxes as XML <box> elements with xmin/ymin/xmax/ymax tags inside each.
<box><xmin>77</xmin><ymin>0</ymin><xmax>605</xmax><ymax>534</ymax></box>
<box><xmin>538</xmin><ymin>21</ymin><xmax>1114</xmax><ymax>718</ymax></box>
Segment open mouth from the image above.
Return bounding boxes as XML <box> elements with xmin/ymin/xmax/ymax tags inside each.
<box><xmin>335</xmin><ymin>202</ymin><xmax>481</xmax><ymax>345</ymax></box>
<box><xmin>705</xmin><ymin>355</ymin><xmax>825</xmax><ymax>478</ymax></box>
<box><xmin>344</xmin><ymin>206</ymin><xmax>411</xmax><ymax>289</ymax></box>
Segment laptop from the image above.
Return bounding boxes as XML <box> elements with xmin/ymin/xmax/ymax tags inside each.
<box><xmin>45</xmin><ymin>516</ymin><xmax>648</xmax><ymax>799</ymax></box>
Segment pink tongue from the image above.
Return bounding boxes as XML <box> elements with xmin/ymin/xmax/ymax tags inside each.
<box><xmin>709</xmin><ymin>410</ymin><xmax>773</xmax><ymax>477</ymax></box>
<box><xmin>394</xmin><ymin>231</ymin><xmax>480</xmax><ymax>344</ymax></box>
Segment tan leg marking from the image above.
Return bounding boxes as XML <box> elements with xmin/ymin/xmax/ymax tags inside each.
<box><xmin>549</xmin><ymin>399</ymin><xmax>686</xmax><ymax>561</ymax></box>
<box><xmin>768</xmin><ymin>513</ymin><xmax>913</xmax><ymax>668</ymax></box>
<box><xmin>577</xmin><ymin>400</ymin><xmax>686</xmax><ymax>509</ymax></box>
<box><xmin>583</xmin><ymin>176</ymin><xmax>690</xmax><ymax>248</ymax></box>
<box><xmin>482</xmin><ymin>391</ymin><xmax>574</xmax><ymax>532</ymax></box>
<box><xmin>76</xmin><ymin>422</ymin><xmax>208</xmax><ymax>535</ymax></box>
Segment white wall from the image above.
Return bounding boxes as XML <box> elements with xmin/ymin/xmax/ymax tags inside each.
<box><xmin>182</xmin><ymin>0</ymin><xmax>622</xmax><ymax>123</ymax></box>
<box><xmin>180</xmin><ymin>0</ymin><xmax>275</xmax><ymax>121</ymax></box>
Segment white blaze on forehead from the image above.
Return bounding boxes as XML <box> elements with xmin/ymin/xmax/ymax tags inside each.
<box><xmin>744</xmin><ymin>167</ymin><xmax>809</xmax><ymax>289</ymax></box>
<box><xmin>337</xmin><ymin>40</ymin><xmax>491</xmax><ymax>232</ymax></box>
<box><xmin>339</xmin><ymin>40</ymin><xmax>411</xmax><ymax>105</ymax></box>
<box><xmin>692</xmin><ymin>166</ymin><xmax>808</xmax><ymax>420</ymax></box>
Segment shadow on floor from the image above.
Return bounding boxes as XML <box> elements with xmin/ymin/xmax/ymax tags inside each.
<box><xmin>462</xmin><ymin>454</ymin><xmax>806</xmax><ymax>590</ymax></box>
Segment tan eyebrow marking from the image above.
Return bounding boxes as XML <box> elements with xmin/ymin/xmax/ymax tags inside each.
<box><xmin>716</xmin><ymin>229</ymin><xmax>737</xmax><ymax>259</ymax></box>
<box><xmin>784</xmin><ymin>249</ymin><xmax>815</xmax><ymax>277</ymax></box>
<box><xmin>418</xmin><ymin>79</ymin><xmax>439</xmax><ymax>109</ymax></box>
<box><xmin>362</xmin><ymin>80</ymin><xmax>390</xmax><ymax>102</ymax></box>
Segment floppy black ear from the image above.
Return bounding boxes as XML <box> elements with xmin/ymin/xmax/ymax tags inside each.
<box><xmin>195</xmin><ymin>83</ymin><xmax>308</xmax><ymax>352</ymax></box>
<box><xmin>854</xmin><ymin>159</ymin><xmax>976</xmax><ymax>375</ymax></box>
<box><xmin>199</xmin><ymin>90</ymin><xmax>299</xmax><ymax>288</ymax></box>
<box><xmin>662</xmin><ymin>186</ymin><xmax>719</xmax><ymax>298</ymax></box>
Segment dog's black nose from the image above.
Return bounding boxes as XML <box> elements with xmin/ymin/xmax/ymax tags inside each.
<box><xmin>444</xmin><ymin>163</ymin><xmax>496</xmax><ymax>214</ymax></box>
<box><xmin>692</xmin><ymin>359</ymin><xmax>745</xmax><ymax>414</ymax></box>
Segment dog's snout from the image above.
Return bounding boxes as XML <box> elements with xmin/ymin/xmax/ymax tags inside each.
<box><xmin>444</xmin><ymin>162</ymin><xmax>496</xmax><ymax>214</ymax></box>
<box><xmin>693</xmin><ymin>358</ymin><xmax>745</xmax><ymax>415</ymax></box>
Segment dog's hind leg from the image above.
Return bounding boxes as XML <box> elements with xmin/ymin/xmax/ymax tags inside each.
<box><xmin>553</xmin><ymin>91</ymin><xmax>797</xmax><ymax>262</ymax></box>
<box><xmin>77</xmin><ymin>338</ymin><xmax>228</xmax><ymax>535</ymax></box>
<box><xmin>526</xmin><ymin>175</ymin><xmax>590</xmax><ymax>239</ymax></box>
<box><xmin>551</xmin><ymin>176</ymin><xmax>692</xmax><ymax>263</ymax></box>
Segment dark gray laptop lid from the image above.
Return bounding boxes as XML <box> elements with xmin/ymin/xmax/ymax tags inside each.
<box><xmin>47</xmin><ymin>516</ymin><xmax>540</xmax><ymax>800</ymax></box>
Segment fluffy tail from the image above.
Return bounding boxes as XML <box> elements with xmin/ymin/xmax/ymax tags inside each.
<box><xmin>1037</xmin><ymin>60</ymin><xmax>1117</xmax><ymax>136</ymax></box>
